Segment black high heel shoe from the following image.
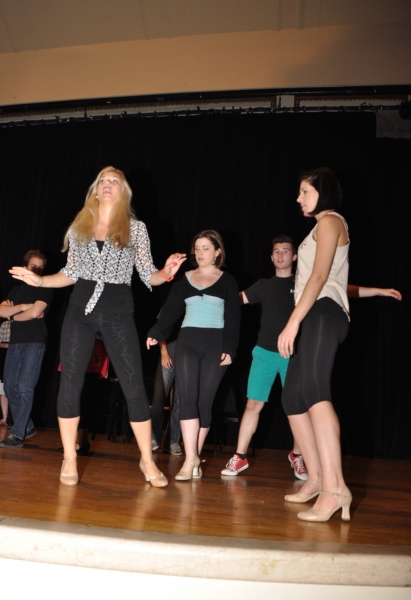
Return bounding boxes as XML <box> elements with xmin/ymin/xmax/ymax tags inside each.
<box><xmin>59</xmin><ymin>441</ymin><xmax>90</xmax><ymax>456</ymax></box>
<box><xmin>76</xmin><ymin>441</ymin><xmax>90</xmax><ymax>456</ymax></box>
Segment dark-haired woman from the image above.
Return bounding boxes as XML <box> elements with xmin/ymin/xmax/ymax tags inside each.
<box><xmin>278</xmin><ymin>167</ymin><xmax>351</xmax><ymax>522</ymax></box>
<box><xmin>147</xmin><ymin>230</ymin><xmax>240</xmax><ymax>480</ymax></box>
<box><xmin>10</xmin><ymin>166</ymin><xmax>185</xmax><ymax>488</ymax></box>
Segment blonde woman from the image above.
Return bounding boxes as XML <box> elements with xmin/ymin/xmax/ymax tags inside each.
<box><xmin>10</xmin><ymin>166</ymin><xmax>185</xmax><ymax>487</ymax></box>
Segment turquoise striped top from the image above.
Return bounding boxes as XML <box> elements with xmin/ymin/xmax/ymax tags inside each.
<box><xmin>181</xmin><ymin>272</ymin><xmax>224</xmax><ymax>328</ymax></box>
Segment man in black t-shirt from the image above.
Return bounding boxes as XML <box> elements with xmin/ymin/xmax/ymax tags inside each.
<box><xmin>0</xmin><ymin>250</ymin><xmax>53</xmax><ymax>448</ymax></box>
<box><xmin>221</xmin><ymin>236</ymin><xmax>307</xmax><ymax>478</ymax></box>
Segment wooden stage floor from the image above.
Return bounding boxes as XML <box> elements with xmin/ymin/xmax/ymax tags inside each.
<box><xmin>1</xmin><ymin>428</ymin><xmax>410</xmax><ymax>588</ymax></box>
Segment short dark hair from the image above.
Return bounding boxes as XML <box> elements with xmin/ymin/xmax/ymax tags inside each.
<box><xmin>299</xmin><ymin>167</ymin><xmax>342</xmax><ymax>216</ymax></box>
<box><xmin>23</xmin><ymin>249</ymin><xmax>47</xmax><ymax>267</ymax></box>
<box><xmin>190</xmin><ymin>230</ymin><xmax>225</xmax><ymax>268</ymax></box>
<box><xmin>272</xmin><ymin>235</ymin><xmax>296</xmax><ymax>255</ymax></box>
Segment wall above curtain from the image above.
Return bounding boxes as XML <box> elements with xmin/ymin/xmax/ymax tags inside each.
<box><xmin>0</xmin><ymin>0</ymin><xmax>410</xmax><ymax>105</ymax></box>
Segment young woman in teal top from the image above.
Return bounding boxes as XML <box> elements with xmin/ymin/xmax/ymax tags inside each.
<box><xmin>147</xmin><ymin>230</ymin><xmax>240</xmax><ymax>480</ymax></box>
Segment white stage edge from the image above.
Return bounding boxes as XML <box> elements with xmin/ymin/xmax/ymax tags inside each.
<box><xmin>1</xmin><ymin>514</ymin><xmax>410</xmax><ymax>591</ymax></box>
<box><xmin>2</xmin><ymin>558</ymin><xmax>411</xmax><ymax>600</ymax></box>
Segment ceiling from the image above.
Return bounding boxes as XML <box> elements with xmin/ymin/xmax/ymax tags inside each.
<box><xmin>1</xmin><ymin>0</ymin><xmax>410</xmax><ymax>54</ymax></box>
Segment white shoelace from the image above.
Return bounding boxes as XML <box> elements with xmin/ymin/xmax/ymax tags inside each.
<box><xmin>294</xmin><ymin>455</ymin><xmax>306</xmax><ymax>473</ymax></box>
<box><xmin>226</xmin><ymin>455</ymin><xmax>240</xmax><ymax>470</ymax></box>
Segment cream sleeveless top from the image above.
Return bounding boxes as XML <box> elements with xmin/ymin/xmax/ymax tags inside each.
<box><xmin>294</xmin><ymin>212</ymin><xmax>350</xmax><ymax>320</ymax></box>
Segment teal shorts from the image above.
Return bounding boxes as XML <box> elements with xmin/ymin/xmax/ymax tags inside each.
<box><xmin>247</xmin><ymin>346</ymin><xmax>290</xmax><ymax>402</ymax></box>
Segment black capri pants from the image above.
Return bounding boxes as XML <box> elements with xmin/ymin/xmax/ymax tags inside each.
<box><xmin>282</xmin><ymin>298</ymin><xmax>349</xmax><ymax>416</ymax></box>
<box><xmin>58</xmin><ymin>303</ymin><xmax>150</xmax><ymax>422</ymax></box>
<box><xmin>174</xmin><ymin>327</ymin><xmax>227</xmax><ymax>428</ymax></box>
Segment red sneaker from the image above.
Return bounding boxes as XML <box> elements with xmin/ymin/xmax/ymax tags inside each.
<box><xmin>221</xmin><ymin>454</ymin><xmax>249</xmax><ymax>476</ymax></box>
<box><xmin>288</xmin><ymin>451</ymin><xmax>308</xmax><ymax>481</ymax></box>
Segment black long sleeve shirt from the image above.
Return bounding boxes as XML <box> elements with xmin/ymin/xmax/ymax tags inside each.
<box><xmin>148</xmin><ymin>272</ymin><xmax>241</xmax><ymax>358</ymax></box>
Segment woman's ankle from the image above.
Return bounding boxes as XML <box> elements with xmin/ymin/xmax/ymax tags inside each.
<box><xmin>185</xmin><ymin>452</ymin><xmax>198</xmax><ymax>461</ymax></box>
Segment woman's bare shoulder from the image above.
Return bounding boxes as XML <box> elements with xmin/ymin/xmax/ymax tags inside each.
<box><xmin>316</xmin><ymin>213</ymin><xmax>348</xmax><ymax>247</ymax></box>
<box><xmin>317</xmin><ymin>213</ymin><xmax>346</xmax><ymax>231</ymax></box>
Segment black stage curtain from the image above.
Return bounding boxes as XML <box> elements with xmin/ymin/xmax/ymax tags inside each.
<box><xmin>0</xmin><ymin>113</ymin><xmax>409</xmax><ymax>458</ymax></box>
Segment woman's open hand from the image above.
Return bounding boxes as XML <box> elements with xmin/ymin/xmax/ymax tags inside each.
<box><xmin>278</xmin><ymin>320</ymin><xmax>300</xmax><ymax>358</ymax></box>
<box><xmin>220</xmin><ymin>353</ymin><xmax>232</xmax><ymax>366</ymax></box>
<box><xmin>9</xmin><ymin>267</ymin><xmax>42</xmax><ymax>287</ymax></box>
<box><xmin>379</xmin><ymin>288</ymin><xmax>402</xmax><ymax>300</ymax></box>
<box><xmin>146</xmin><ymin>337</ymin><xmax>158</xmax><ymax>350</ymax></box>
<box><xmin>163</xmin><ymin>253</ymin><xmax>186</xmax><ymax>279</ymax></box>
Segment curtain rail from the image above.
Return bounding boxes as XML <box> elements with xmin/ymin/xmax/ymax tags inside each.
<box><xmin>0</xmin><ymin>104</ymin><xmax>404</xmax><ymax>127</ymax></box>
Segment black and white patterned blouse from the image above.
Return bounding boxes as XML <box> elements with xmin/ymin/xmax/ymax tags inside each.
<box><xmin>60</xmin><ymin>220</ymin><xmax>157</xmax><ymax>314</ymax></box>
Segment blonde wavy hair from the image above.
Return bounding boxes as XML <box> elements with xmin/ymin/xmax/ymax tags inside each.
<box><xmin>62</xmin><ymin>166</ymin><xmax>135</xmax><ymax>251</ymax></box>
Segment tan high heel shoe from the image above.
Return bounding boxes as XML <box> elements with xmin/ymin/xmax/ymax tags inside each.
<box><xmin>139</xmin><ymin>461</ymin><xmax>168</xmax><ymax>488</ymax></box>
<box><xmin>297</xmin><ymin>486</ymin><xmax>352</xmax><ymax>522</ymax></box>
<box><xmin>59</xmin><ymin>458</ymin><xmax>78</xmax><ymax>486</ymax></box>
<box><xmin>284</xmin><ymin>480</ymin><xmax>321</xmax><ymax>503</ymax></box>
<box><xmin>175</xmin><ymin>456</ymin><xmax>202</xmax><ymax>481</ymax></box>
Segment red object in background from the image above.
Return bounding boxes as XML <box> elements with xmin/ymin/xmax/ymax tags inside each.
<box><xmin>58</xmin><ymin>339</ymin><xmax>109</xmax><ymax>378</ymax></box>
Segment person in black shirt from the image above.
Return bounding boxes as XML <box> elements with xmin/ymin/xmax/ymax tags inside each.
<box><xmin>221</xmin><ymin>236</ymin><xmax>299</xmax><ymax>477</ymax></box>
<box><xmin>0</xmin><ymin>250</ymin><xmax>53</xmax><ymax>448</ymax></box>
<box><xmin>0</xmin><ymin>305</ymin><xmax>34</xmax><ymax>426</ymax></box>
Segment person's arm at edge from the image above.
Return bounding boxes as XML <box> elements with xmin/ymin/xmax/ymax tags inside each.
<box><xmin>160</xmin><ymin>341</ymin><xmax>172</xmax><ymax>369</ymax></box>
<box><xmin>0</xmin><ymin>303</ymin><xmax>32</xmax><ymax>319</ymax></box>
<box><xmin>347</xmin><ymin>284</ymin><xmax>402</xmax><ymax>300</ymax></box>
<box><xmin>240</xmin><ymin>291</ymin><xmax>249</xmax><ymax>305</ymax></box>
<box><xmin>221</xmin><ymin>276</ymin><xmax>241</xmax><ymax>365</ymax></box>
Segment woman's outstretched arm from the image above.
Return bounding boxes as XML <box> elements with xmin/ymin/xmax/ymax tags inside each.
<box><xmin>8</xmin><ymin>267</ymin><xmax>74</xmax><ymax>288</ymax></box>
<box><xmin>149</xmin><ymin>253</ymin><xmax>186</xmax><ymax>286</ymax></box>
<box><xmin>347</xmin><ymin>285</ymin><xmax>402</xmax><ymax>300</ymax></box>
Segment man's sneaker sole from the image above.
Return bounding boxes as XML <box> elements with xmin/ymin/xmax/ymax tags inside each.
<box><xmin>169</xmin><ymin>448</ymin><xmax>183</xmax><ymax>456</ymax></box>
<box><xmin>221</xmin><ymin>463</ymin><xmax>249</xmax><ymax>476</ymax></box>
<box><xmin>0</xmin><ymin>437</ymin><xmax>24</xmax><ymax>448</ymax></box>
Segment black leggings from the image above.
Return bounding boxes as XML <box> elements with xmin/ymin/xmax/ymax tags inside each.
<box><xmin>174</xmin><ymin>327</ymin><xmax>227</xmax><ymax>428</ymax></box>
<box><xmin>58</xmin><ymin>303</ymin><xmax>150</xmax><ymax>422</ymax></box>
<box><xmin>282</xmin><ymin>298</ymin><xmax>349</xmax><ymax>416</ymax></box>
